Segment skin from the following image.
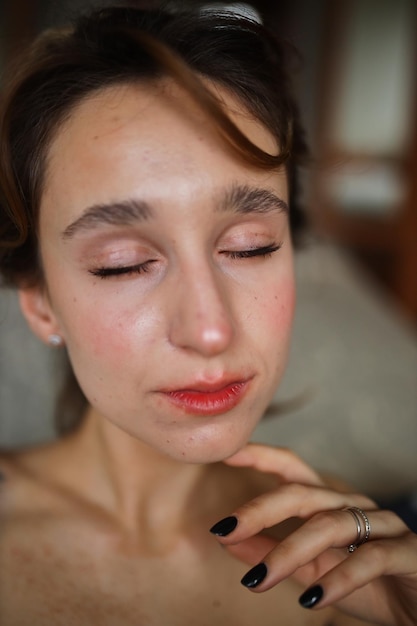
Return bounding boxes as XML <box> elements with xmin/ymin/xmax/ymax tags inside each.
<box><xmin>0</xmin><ymin>81</ymin><xmax>416</xmax><ymax>625</ymax></box>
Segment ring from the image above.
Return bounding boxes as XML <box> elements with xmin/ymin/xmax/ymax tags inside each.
<box><xmin>344</xmin><ymin>507</ymin><xmax>371</xmax><ymax>553</ymax></box>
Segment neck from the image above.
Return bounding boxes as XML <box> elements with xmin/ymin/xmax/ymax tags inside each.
<box><xmin>65</xmin><ymin>407</ymin><xmax>217</xmax><ymax>537</ymax></box>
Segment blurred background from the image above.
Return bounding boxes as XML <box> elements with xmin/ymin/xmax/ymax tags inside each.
<box><xmin>0</xmin><ymin>0</ymin><xmax>416</xmax><ymax>524</ymax></box>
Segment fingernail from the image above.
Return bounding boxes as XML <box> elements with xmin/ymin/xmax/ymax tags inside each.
<box><xmin>209</xmin><ymin>516</ymin><xmax>238</xmax><ymax>536</ymax></box>
<box><xmin>298</xmin><ymin>585</ymin><xmax>323</xmax><ymax>608</ymax></box>
<box><xmin>240</xmin><ymin>562</ymin><xmax>267</xmax><ymax>588</ymax></box>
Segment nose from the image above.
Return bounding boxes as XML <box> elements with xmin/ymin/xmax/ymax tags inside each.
<box><xmin>168</xmin><ymin>262</ymin><xmax>235</xmax><ymax>357</ymax></box>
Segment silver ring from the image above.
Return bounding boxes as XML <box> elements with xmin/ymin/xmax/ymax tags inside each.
<box><xmin>343</xmin><ymin>507</ymin><xmax>371</xmax><ymax>553</ymax></box>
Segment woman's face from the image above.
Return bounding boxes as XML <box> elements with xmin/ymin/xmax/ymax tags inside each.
<box><xmin>33</xmin><ymin>82</ymin><xmax>295</xmax><ymax>463</ymax></box>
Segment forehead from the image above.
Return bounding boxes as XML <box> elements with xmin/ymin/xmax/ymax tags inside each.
<box><xmin>41</xmin><ymin>81</ymin><xmax>281</xmax><ymax>223</ymax></box>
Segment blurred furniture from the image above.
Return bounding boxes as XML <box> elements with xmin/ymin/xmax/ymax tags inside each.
<box><xmin>309</xmin><ymin>0</ymin><xmax>417</xmax><ymax>323</ymax></box>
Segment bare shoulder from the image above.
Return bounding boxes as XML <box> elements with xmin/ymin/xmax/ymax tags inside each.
<box><xmin>0</xmin><ymin>446</ymin><xmax>35</xmax><ymax>516</ymax></box>
<box><xmin>0</xmin><ymin>437</ymin><xmax>80</xmax><ymax>522</ymax></box>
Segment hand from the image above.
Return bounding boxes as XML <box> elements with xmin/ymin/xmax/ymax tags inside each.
<box><xmin>210</xmin><ymin>443</ymin><xmax>417</xmax><ymax>626</ymax></box>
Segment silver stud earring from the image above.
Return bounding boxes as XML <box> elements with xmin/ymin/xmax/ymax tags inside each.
<box><xmin>48</xmin><ymin>334</ymin><xmax>63</xmax><ymax>347</ymax></box>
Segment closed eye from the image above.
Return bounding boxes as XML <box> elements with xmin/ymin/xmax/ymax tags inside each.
<box><xmin>220</xmin><ymin>243</ymin><xmax>282</xmax><ymax>259</ymax></box>
<box><xmin>89</xmin><ymin>243</ymin><xmax>282</xmax><ymax>279</ymax></box>
<box><xmin>89</xmin><ymin>259</ymin><xmax>157</xmax><ymax>278</ymax></box>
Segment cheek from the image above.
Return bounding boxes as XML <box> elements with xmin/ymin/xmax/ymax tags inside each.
<box><xmin>271</xmin><ymin>278</ymin><xmax>296</xmax><ymax>331</ymax></box>
<box><xmin>243</xmin><ymin>240</ymin><xmax>296</xmax><ymax>339</ymax></box>
<box><xmin>54</xmin><ymin>284</ymin><xmax>159</xmax><ymax>366</ymax></box>
<box><xmin>85</xmin><ymin>306</ymin><xmax>160</xmax><ymax>363</ymax></box>
<box><xmin>254</xmin><ymin>274</ymin><xmax>296</xmax><ymax>340</ymax></box>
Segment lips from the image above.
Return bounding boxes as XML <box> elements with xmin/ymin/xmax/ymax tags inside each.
<box><xmin>159</xmin><ymin>378</ymin><xmax>252</xmax><ymax>416</ymax></box>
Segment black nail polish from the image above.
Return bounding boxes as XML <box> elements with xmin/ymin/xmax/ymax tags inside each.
<box><xmin>298</xmin><ymin>585</ymin><xmax>323</xmax><ymax>609</ymax></box>
<box><xmin>209</xmin><ymin>516</ymin><xmax>238</xmax><ymax>536</ymax></box>
<box><xmin>240</xmin><ymin>562</ymin><xmax>267</xmax><ymax>588</ymax></box>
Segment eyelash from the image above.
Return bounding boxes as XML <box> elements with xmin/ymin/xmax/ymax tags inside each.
<box><xmin>89</xmin><ymin>261</ymin><xmax>156</xmax><ymax>278</ymax></box>
<box><xmin>89</xmin><ymin>243</ymin><xmax>282</xmax><ymax>279</ymax></box>
<box><xmin>222</xmin><ymin>243</ymin><xmax>282</xmax><ymax>259</ymax></box>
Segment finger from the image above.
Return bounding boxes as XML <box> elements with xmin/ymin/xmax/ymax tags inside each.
<box><xmin>291</xmin><ymin>508</ymin><xmax>412</xmax><ymax>587</ymax></box>
<box><xmin>211</xmin><ymin>482</ymin><xmax>375</xmax><ymax>545</ymax></box>
<box><xmin>240</xmin><ymin>508</ymin><xmax>409</xmax><ymax>593</ymax></box>
<box><xmin>225</xmin><ymin>534</ymin><xmax>277</xmax><ymax>566</ymax></box>
<box><xmin>224</xmin><ymin>444</ymin><xmax>325</xmax><ymax>486</ymax></box>
<box><xmin>298</xmin><ymin>530</ymin><xmax>417</xmax><ymax>612</ymax></box>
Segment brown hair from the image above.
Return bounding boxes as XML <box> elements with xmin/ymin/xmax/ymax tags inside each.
<box><xmin>0</xmin><ymin>3</ymin><xmax>308</xmax><ymax>434</ymax></box>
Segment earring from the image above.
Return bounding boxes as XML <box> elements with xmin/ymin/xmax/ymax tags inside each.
<box><xmin>48</xmin><ymin>334</ymin><xmax>63</xmax><ymax>347</ymax></box>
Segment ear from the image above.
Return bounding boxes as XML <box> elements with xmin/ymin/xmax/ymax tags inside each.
<box><xmin>18</xmin><ymin>286</ymin><xmax>63</xmax><ymax>345</ymax></box>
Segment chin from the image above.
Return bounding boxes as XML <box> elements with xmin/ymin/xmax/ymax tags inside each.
<box><xmin>156</xmin><ymin>426</ymin><xmax>253</xmax><ymax>465</ymax></box>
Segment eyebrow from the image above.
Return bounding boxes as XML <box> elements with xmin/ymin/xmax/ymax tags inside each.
<box><xmin>218</xmin><ymin>183</ymin><xmax>288</xmax><ymax>215</ymax></box>
<box><xmin>61</xmin><ymin>184</ymin><xmax>288</xmax><ymax>240</ymax></box>
<box><xmin>61</xmin><ymin>199</ymin><xmax>153</xmax><ymax>239</ymax></box>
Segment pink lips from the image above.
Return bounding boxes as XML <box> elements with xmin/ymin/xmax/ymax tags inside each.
<box><xmin>161</xmin><ymin>379</ymin><xmax>251</xmax><ymax>416</ymax></box>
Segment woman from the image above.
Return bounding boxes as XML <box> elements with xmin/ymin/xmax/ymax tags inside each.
<box><xmin>0</xmin><ymin>4</ymin><xmax>416</xmax><ymax>625</ymax></box>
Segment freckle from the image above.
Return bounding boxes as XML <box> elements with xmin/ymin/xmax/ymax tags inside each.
<box><xmin>25</xmin><ymin>574</ymin><xmax>36</xmax><ymax>584</ymax></box>
<box><xmin>166</xmin><ymin>439</ymin><xmax>171</xmax><ymax>444</ymax></box>
<box><xmin>213</xmin><ymin>600</ymin><xmax>221</xmax><ymax>608</ymax></box>
<box><xmin>181</xmin><ymin>452</ymin><xmax>185</xmax><ymax>456</ymax></box>
<box><xmin>42</xmin><ymin>544</ymin><xmax>53</xmax><ymax>557</ymax></box>
<box><xmin>11</xmin><ymin>546</ymin><xmax>33</xmax><ymax>563</ymax></box>
<box><xmin>52</xmin><ymin>607</ymin><xmax>65</xmax><ymax>615</ymax></box>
